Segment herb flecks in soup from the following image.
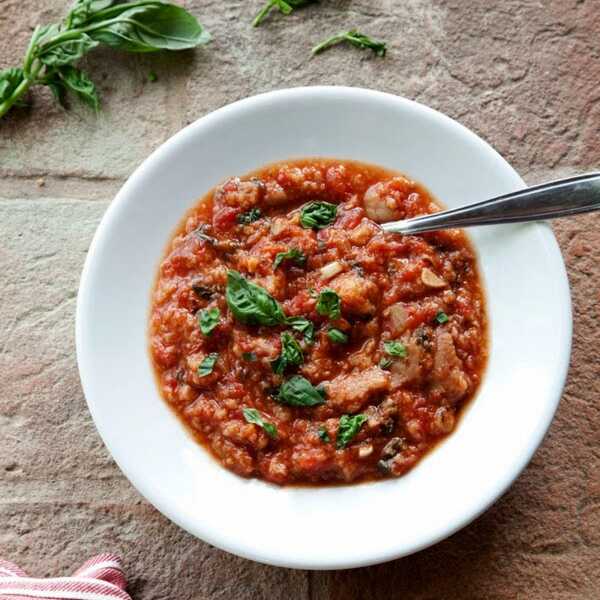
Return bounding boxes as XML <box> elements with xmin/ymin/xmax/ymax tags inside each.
<box><xmin>150</xmin><ymin>160</ymin><xmax>487</xmax><ymax>485</ymax></box>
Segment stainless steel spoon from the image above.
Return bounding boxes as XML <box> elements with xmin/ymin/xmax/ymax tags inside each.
<box><xmin>381</xmin><ymin>172</ymin><xmax>600</xmax><ymax>235</ymax></box>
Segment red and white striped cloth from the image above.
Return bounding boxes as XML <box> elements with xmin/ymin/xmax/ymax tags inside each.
<box><xmin>0</xmin><ymin>554</ymin><xmax>132</xmax><ymax>600</ymax></box>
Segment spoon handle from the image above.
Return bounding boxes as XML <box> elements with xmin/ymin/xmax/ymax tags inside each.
<box><xmin>381</xmin><ymin>172</ymin><xmax>600</xmax><ymax>235</ymax></box>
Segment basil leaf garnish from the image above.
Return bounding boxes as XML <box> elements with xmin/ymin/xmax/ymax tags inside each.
<box><xmin>243</xmin><ymin>407</ymin><xmax>277</xmax><ymax>439</ymax></box>
<box><xmin>327</xmin><ymin>327</ymin><xmax>348</xmax><ymax>344</ymax></box>
<box><xmin>198</xmin><ymin>307</ymin><xmax>220</xmax><ymax>336</ymax></box>
<box><xmin>336</xmin><ymin>414</ymin><xmax>367</xmax><ymax>449</ymax></box>
<box><xmin>226</xmin><ymin>270</ymin><xmax>286</xmax><ymax>326</ymax></box>
<box><xmin>300</xmin><ymin>201</ymin><xmax>337</xmax><ymax>230</ymax></box>
<box><xmin>383</xmin><ymin>340</ymin><xmax>407</xmax><ymax>358</ymax></box>
<box><xmin>318</xmin><ymin>426</ymin><xmax>330</xmax><ymax>443</ymax></box>
<box><xmin>276</xmin><ymin>375</ymin><xmax>326</xmax><ymax>407</ymax></box>
<box><xmin>271</xmin><ymin>332</ymin><xmax>304</xmax><ymax>375</ymax></box>
<box><xmin>285</xmin><ymin>316</ymin><xmax>315</xmax><ymax>344</ymax></box>
<box><xmin>237</xmin><ymin>208</ymin><xmax>261</xmax><ymax>224</ymax></box>
<box><xmin>273</xmin><ymin>247</ymin><xmax>306</xmax><ymax>269</ymax></box>
<box><xmin>379</xmin><ymin>357</ymin><xmax>393</xmax><ymax>370</ymax></box>
<box><xmin>316</xmin><ymin>289</ymin><xmax>341</xmax><ymax>320</ymax></box>
<box><xmin>197</xmin><ymin>353</ymin><xmax>218</xmax><ymax>377</ymax></box>
<box><xmin>435</xmin><ymin>311</ymin><xmax>449</xmax><ymax>324</ymax></box>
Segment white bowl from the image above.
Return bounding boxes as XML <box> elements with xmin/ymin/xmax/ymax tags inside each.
<box><xmin>76</xmin><ymin>87</ymin><xmax>571</xmax><ymax>569</ymax></box>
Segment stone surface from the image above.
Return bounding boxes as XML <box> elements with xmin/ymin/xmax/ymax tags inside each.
<box><xmin>0</xmin><ymin>1</ymin><xmax>599</xmax><ymax>599</ymax></box>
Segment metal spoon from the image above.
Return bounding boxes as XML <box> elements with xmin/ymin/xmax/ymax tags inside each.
<box><xmin>381</xmin><ymin>172</ymin><xmax>600</xmax><ymax>235</ymax></box>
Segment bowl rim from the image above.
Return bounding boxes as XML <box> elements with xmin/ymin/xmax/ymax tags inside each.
<box><xmin>76</xmin><ymin>86</ymin><xmax>572</xmax><ymax>569</ymax></box>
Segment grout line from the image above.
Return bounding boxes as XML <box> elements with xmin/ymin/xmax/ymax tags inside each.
<box><xmin>0</xmin><ymin>198</ymin><xmax>111</xmax><ymax>205</ymax></box>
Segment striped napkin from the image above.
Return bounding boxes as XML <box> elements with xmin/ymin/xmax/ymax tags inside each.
<box><xmin>0</xmin><ymin>554</ymin><xmax>132</xmax><ymax>600</ymax></box>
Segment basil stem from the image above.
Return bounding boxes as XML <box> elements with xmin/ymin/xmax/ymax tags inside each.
<box><xmin>312</xmin><ymin>30</ymin><xmax>387</xmax><ymax>57</ymax></box>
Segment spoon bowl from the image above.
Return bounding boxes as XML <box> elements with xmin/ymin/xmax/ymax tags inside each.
<box><xmin>382</xmin><ymin>172</ymin><xmax>600</xmax><ymax>235</ymax></box>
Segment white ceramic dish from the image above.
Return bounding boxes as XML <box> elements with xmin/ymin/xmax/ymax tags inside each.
<box><xmin>76</xmin><ymin>86</ymin><xmax>572</xmax><ymax>570</ymax></box>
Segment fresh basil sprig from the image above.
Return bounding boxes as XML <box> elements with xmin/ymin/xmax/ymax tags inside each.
<box><xmin>312</xmin><ymin>30</ymin><xmax>387</xmax><ymax>57</ymax></box>
<box><xmin>243</xmin><ymin>407</ymin><xmax>277</xmax><ymax>439</ymax></box>
<box><xmin>271</xmin><ymin>332</ymin><xmax>304</xmax><ymax>375</ymax></box>
<box><xmin>198</xmin><ymin>307</ymin><xmax>220</xmax><ymax>336</ymax></box>
<box><xmin>273</xmin><ymin>247</ymin><xmax>306</xmax><ymax>269</ymax></box>
<box><xmin>316</xmin><ymin>289</ymin><xmax>341</xmax><ymax>320</ymax></box>
<box><xmin>300</xmin><ymin>201</ymin><xmax>337</xmax><ymax>230</ymax></box>
<box><xmin>0</xmin><ymin>0</ymin><xmax>210</xmax><ymax>119</ymax></box>
<box><xmin>252</xmin><ymin>0</ymin><xmax>316</xmax><ymax>27</ymax></box>
<box><xmin>226</xmin><ymin>270</ymin><xmax>287</xmax><ymax>326</ymax></box>
<box><xmin>276</xmin><ymin>375</ymin><xmax>326</xmax><ymax>407</ymax></box>
<box><xmin>336</xmin><ymin>414</ymin><xmax>367</xmax><ymax>449</ymax></box>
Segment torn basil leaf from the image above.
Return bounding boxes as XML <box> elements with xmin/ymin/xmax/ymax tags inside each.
<box><xmin>336</xmin><ymin>414</ymin><xmax>367</xmax><ymax>449</ymax></box>
<box><xmin>379</xmin><ymin>357</ymin><xmax>393</xmax><ymax>370</ymax></box>
<box><xmin>197</xmin><ymin>352</ymin><xmax>218</xmax><ymax>377</ymax></box>
<box><xmin>198</xmin><ymin>306</ymin><xmax>220</xmax><ymax>336</ymax></box>
<box><xmin>318</xmin><ymin>426</ymin><xmax>330</xmax><ymax>443</ymax></box>
<box><xmin>276</xmin><ymin>375</ymin><xmax>326</xmax><ymax>407</ymax></box>
<box><xmin>286</xmin><ymin>316</ymin><xmax>315</xmax><ymax>344</ymax></box>
<box><xmin>383</xmin><ymin>340</ymin><xmax>407</xmax><ymax>358</ymax></box>
<box><xmin>316</xmin><ymin>289</ymin><xmax>341</xmax><ymax>320</ymax></box>
<box><xmin>273</xmin><ymin>247</ymin><xmax>306</xmax><ymax>269</ymax></box>
<box><xmin>271</xmin><ymin>332</ymin><xmax>304</xmax><ymax>375</ymax></box>
<box><xmin>237</xmin><ymin>208</ymin><xmax>261</xmax><ymax>224</ymax></box>
<box><xmin>435</xmin><ymin>311</ymin><xmax>449</xmax><ymax>324</ymax></box>
<box><xmin>300</xmin><ymin>201</ymin><xmax>337</xmax><ymax>230</ymax></box>
<box><xmin>243</xmin><ymin>407</ymin><xmax>277</xmax><ymax>439</ymax></box>
<box><xmin>327</xmin><ymin>327</ymin><xmax>348</xmax><ymax>344</ymax></box>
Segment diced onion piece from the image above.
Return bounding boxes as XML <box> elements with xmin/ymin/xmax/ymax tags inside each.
<box><xmin>358</xmin><ymin>444</ymin><xmax>373</xmax><ymax>458</ymax></box>
<box><xmin>388</xmin><ymin>303</ymin><xmax>408</xmax><ymax>334</ymax></box>
<box><xmin>319</xmin><ymin>261</ymin><xmax>344</xmax><ymax>280</ymax></box>
<box><xmin>270</xmin><ymin>218</ymin><xmax>287</xmax><ymax>236</ymax></box>
<box><xmin>349</xmin><ymin>222</ymin><xmax>374</xmax><ymax>245</ymax></box>
<box><xmin>421</xmin><ymin>267</ymin><xmax>447</xmax><ymax>288</ymax></box>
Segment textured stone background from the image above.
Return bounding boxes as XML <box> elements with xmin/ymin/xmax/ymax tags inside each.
<box><xmin>1</xmin><ymin>1</ymin><xmax>599</xmax><ymax>598</ymax></box>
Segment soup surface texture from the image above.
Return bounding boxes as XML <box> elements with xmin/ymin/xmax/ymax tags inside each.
<box><xmin>150</xmin><ymin>159</ymin><xmax>487</xmax><ymax>485</ymax></box>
